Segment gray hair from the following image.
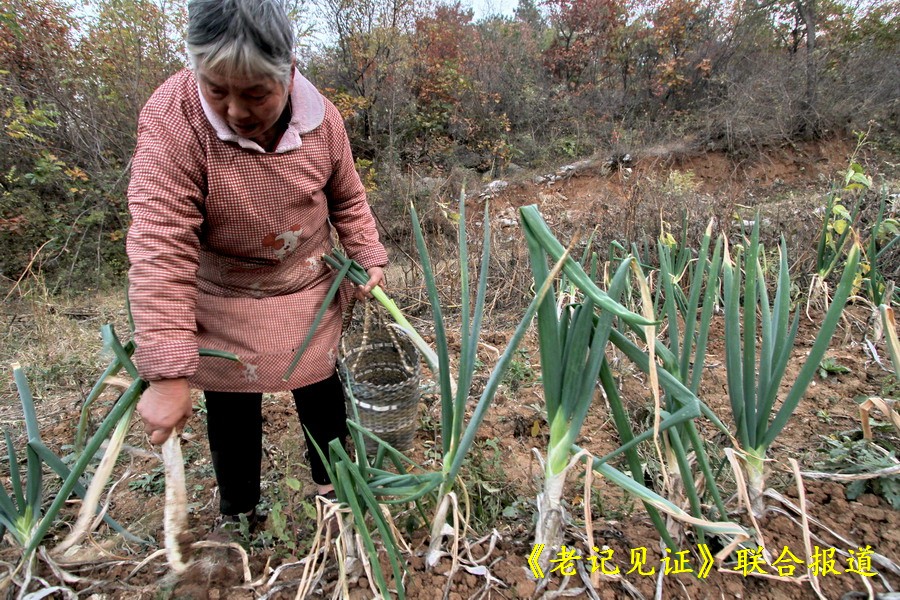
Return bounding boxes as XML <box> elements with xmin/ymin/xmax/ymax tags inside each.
<box><xmin>187</xmin><ymin>0</ymin><xmax>294</xmax><ymax>85</ymax></box>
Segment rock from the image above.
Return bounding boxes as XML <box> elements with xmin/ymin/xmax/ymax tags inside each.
<box><xmin>556</xmin><ymin>159</ymin><xmax>595</xmax><ymax>177</ymax></box>
<box><xmin>456</xmin><ymin>149</ymin><xmax>484</xmax><ymax>170</ymax></box>
<box><xmin>417</xmin><ymin>176</ymin><xmax>444</xmax><ymax>195</ymax></box>
<box><xmin>515</xmin><ymin>573</ymin><xmax>537</xmax><ymax>597</ymax></box>
<box><xmin>857</xmin><ymin>494</ymin><xmax>880</xmax><ymax>507</ymax></box>
<box><xmin>480</xmin><ymin>179</ymin><xmax>509</xmax><ymax>199</ymax></box>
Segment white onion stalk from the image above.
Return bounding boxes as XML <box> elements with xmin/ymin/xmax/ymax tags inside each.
<box><xmin>53</xmin><ymin>389</ymin><xmax>135</xmax><ymax>556</ymax></box>
<box><xmin>425</xmin><ymin>493</ymin><xmax>453</xmax><ymax>567</ymax></box>
<box><xmin>744</xmin><ymin>450</ymin><xmax>767</xmax><ymax>518</ymax></box>
<box><xmin>162</xmin><ymin>429</ymin><xmax>190</xmax><ymax>573</ymax></box>
<box><xmin>533</xmin><ymin>471</ymin><xmax>565</xmax><ymax>573</ymax></box>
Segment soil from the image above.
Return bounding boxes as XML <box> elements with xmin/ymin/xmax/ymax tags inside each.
<box><xmin>2</xmin><ymin>138</ymin><xmax>899</xmax><ymax>599</ymax></box>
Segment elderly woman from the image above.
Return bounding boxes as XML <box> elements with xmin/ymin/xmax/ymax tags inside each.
<box><xmin>127</xmin><ymin>0</ymin><xmax>386</xmax><ymax>535</ymax></box>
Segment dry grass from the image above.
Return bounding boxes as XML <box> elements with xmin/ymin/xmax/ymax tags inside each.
<box><xmin>2</xmin><ymin>278</ymin><xmax>131</xmax><ymax>439</ymax></box>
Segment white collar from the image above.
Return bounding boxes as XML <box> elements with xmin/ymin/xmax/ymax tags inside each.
<box><xmin>197</xmin><ymin>68</ymin><xmax>325</xmax><ymax>154</ymax></box>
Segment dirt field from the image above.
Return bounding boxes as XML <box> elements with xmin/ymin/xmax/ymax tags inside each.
<box><xmin>2</xmin><ymin>138</ymin><xmax>899</xmax><ymax>599</ymax></box>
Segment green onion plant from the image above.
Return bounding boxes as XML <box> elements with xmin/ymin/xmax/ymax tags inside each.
<box><xmin>520</xmin><ymin>205</ymin><xmax>746</xmax><ymax>564</ymax></box>
<box><xmin>655</xmin><ymin>221</ymin><xmax>730</xmax><ymax>527</ymax></box>
<box><xmin>7</xmin><ymin>355</ymin><xmax>144</xmax><ymax>565</ymax></box>
<box><xmin>5</xmin><ymin>324</ymin><xmax>239</xmax><ymax>576</ymax></box>
<box><xmin>525</xmin><ymin>247</ymin><xmax>641</xmax><ymax>568</ymax></box>
<box><xmin>303</xmin><ymin>192</ymin><xmax>569</xmax><ymax>597</ymax></box>
<box><xmin>723</xmin><ymin>220</ymin><xmax>860</xmax><ymax>516</ymax></box>
<box><xmin>410</xmin><ymin>194</ymin><xmax>566</xmax><ymax>568</ymax></box>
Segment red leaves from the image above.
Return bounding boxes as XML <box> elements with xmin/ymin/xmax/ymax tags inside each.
<box><xmin>541</xmin><ymin>0</ymin><xmax>626</xmax><ymax>88</ymax></box>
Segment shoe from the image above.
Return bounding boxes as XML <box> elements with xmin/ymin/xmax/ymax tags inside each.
<box><xmin>207</xmin><ymin>509</ymin><xmax>266</xmax><ymax>544</ymax></box>
<box><xmin>306</xmin><ymin>489</ymin><xmax>338</xmax><ymax>503</ymax></box>
<box><xmin>311</xmin><ymin>490</ymin><xmax>341</xmax><ymax>539</ymax></box>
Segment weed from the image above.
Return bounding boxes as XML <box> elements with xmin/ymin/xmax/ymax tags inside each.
<box><xmin>128</xmin><ymin>466</ymin><xmax>165</xmax><ymax>496</ymax></box>
<box><xmin>192</xmin><ymin>397</ymin><xmax>208</xmax><ymax>415</ymax></box>
<box><xmin>501</xmin><ymin>349</ymin><xmax>535</xmax><ymax>394</ymax></box>
<box><xmin>461</xmin><ymin>438</ymin><xmax>521</xmax><ymax>530</ymax></box>
<box><xmin>882</xmin><ymin>375</ymin><xmax>900</xmax><ymax>400</ymax></box>
<box><xmin>250</xmin><ymin>500</ymin><xmax>297</xmax><ymax>555</ymax></box>
<box><xmin>817</xmin><ymin>435</ymin><xmax>900</xmax><ymax>509</ymax></box>
<box><xmin>554</xmin><ymin>136</ymin><xmax>581</xmax><ymax>158</ymax></box>
<box><xmin>421</xmin><ymin>439</ymin><xmax>443</xmax><ymax>465</ymax></box>
<box><xmin>243</xmin><ymin>435</ymin><xmax>320</xmax><ymax>557</ymax></box>
<box><xmin>818</xmin><ymin>356</ymin><xmax>851</xmax><ymax>379</ymax></box>
<box><xmin>663</xmin><ymin>170</ymin><xmax>698</xmax><ymax>197</ymax></box>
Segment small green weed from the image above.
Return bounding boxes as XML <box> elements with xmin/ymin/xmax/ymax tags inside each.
<box><xmin>818</xmin><ymin>356</ymin><xmax>851</xmax><ymax>379</ymax></box>
<box><xmin>817</xmin><ymin>435</ymin><xmax>900</xmax><ymax>509</ymax></box>
<box><xmin>663</xmin><ymin>169</ymin><xmax>698</xmax><ymax>196</ymax></box>
<box><xmin>128</xmin><ymin>466</ymin><xmax>165</xmax><ymax>496</ymax></box>
<box><xmin>249</xmin><ymin>500</ymin><xmax>298</xmax><ymax>554</ymax></box>
<box><xmin>462</xmin><ymin>438</ymin><xmax>522</xmax><ymax>530</ymax></box>
<box><xmin>816</xmin><ymin>409</ymin><xmax>833</xmax><ymax>424</ymax></box>
<box><xmin>501</xmin><ymin>349</ymin><xmax>535</xmax><ymax>394</ymax></box>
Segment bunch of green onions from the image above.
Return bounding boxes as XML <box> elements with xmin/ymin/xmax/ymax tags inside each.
<box><xmin>6</xmin><ymin>325</ymin><xmax>239</xmax><ymax>577</ymax></box>
<box><xmin>652</xmin><ymin>221</ymin><xmax>730</xmax><ymax>531</ymax></box>
<box><xmin>520</xmin><ymin>205</ymin><xmax>746</xmax><ymax>565</ymax></box>
<box><xmin>302</xmin><ymin>192</ymin><xmax>566</xmax><ymax>595</ymax></box>
<box><xmin>723</xmin><ymin>220</ymin><xmax>860</xmax><ymax>515</ymax></box>
<box><xmin>7</xmin><ymin>355</ymin><xmax>145</xmax><ymax>567</ymax></box>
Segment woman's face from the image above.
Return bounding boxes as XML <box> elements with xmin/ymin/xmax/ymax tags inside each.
<box><xmin>197</xmin><ymin>66</ymin><xmax>292</xmax><ymax>146</ymax></box>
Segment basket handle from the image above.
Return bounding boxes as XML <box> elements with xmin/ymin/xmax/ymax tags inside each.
<box><xmin>342</xmin><ymin>301</ymin><xmax>416</xmax><ymax>375</ymax></box>
<box><xmin>365</xmin><ymin>303</ymin><xmax>416</xmax><ymax>373</ymax></box>
<box><xmin>341</xmin><ymin>296</ymin><xmax>357</xmax><ymax>333</ymax></box>
<box><xmin>384</xmin><ymin>318</ymin><xmax>415</xmax><ymax>374</ymax></box>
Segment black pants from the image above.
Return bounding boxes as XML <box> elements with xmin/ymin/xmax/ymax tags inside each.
<box><xmin>204</xmin><ymin>372</ymin><xmax>347</xmax><ymax>515</ymax></box>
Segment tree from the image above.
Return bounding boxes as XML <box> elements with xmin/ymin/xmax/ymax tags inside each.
<box><xmin>316</xmin><ymin>0</ymin><xmax>422</xmax><ymax>150</ymax></box>
<box><xmin>514</xmin><ymin>0</ymin><xmax>545</xmax><ymax>29</ymax></box>
<box><xmin>794</xmin><ymin>0</ymin><xmax>819</xmax><ymax>135</ymax></box>
<box><xmin>642</xmin><ymin>0</ymin><xmax>721</xmax><ymax>107</ymax></box>
<box><xmin>74</xmin><ymin>0</ymin><xmax>187</xmax><ymax>163</ymax></box>
<box><xmin>542</xmin><ymin>0</ymin><xmax>626</xmax><ymax>90</ymax></box>
<box><xmin>410</xmin><ymin>3</ymin><xmax>473</xmax><ymax>145</ymax></box>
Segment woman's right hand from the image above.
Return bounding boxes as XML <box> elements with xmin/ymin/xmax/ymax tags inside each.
<box><xmin>137</xmin><ymin>378</ymin><xmax>193</xmax><ymax>444</ymax></box>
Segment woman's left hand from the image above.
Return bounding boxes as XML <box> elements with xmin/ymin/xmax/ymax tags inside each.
<box><xmin>355</xmin><ymin>266</ymin><xmax>385</xmax><ymax>301</ymax></box>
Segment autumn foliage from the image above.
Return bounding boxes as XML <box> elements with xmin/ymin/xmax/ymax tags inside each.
<box><xmin>0</xmin><ymin>0</ymin><xmax>897</xmax><ymax>288</ymax></box>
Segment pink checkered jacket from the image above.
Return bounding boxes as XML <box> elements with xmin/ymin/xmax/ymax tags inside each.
<box><xmin>126</xmin><ymin>68</ymin><xmax>387</xmax><ymax>392</ymax></box>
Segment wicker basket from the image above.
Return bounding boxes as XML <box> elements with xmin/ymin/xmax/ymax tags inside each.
<box><xmin>338</xmin><ymin>304</ymin><xmax>421</xmax><ymax>454</ymax></box>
